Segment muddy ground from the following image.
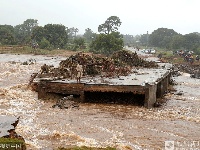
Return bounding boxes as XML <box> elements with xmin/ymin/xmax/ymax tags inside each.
<box><xmin>0</xmin><ymin>52</ymin><xmax>200</xmax><ymax>150</ymax></box>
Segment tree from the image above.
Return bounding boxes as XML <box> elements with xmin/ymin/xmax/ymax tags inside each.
<box><xmin>74</xmin><ymin>28</ymin><xmax>79</xmax><ymax>37</ymax></box>
<box><xmin>149</xmin><ymin>28</ymin><xmax>178</xmax><ymax>48</ymax></box>
<box><xmin>31</xmin><ymin>23</ymin><xmax>68</xmax><ymax>49</ymax></box>
<box><xmin>23</xmin><ymin>19</ymin><xmax>38</xmax><ymax>34</ymax></box>
<box><xmin>67</xmin><ymin>27</ymin><xmax>79</xmax><ymax>39</ymax></box>
<box><xmin>39</xmin><ymin>37</ymin><xmax>50</xmax><ymax>49</ymax></box>
<box><xmin>140</xmin><ymin>34</ymin><xmax>148</xmax><ymax>46</ymax></box>
<box><xmin>73</xmin><ymin>37</ymin><xmax>85</xmax><ymax>50</ymax></box>
<box><xmin>90</xmin><ymin>32</ymin><xmax>123</xmax><ymax>55</ymax></box>
<box><xmin>123</xmin><ymin>34</ymin><xmax>134</xmax><ymax>46</ymax></box>
<box><xmin>0</xmin><ymin>25</ymin><xmax>15</xmax><ymax>45</ymax></box>
<box><xmin>14</xmin><ymin>19</ymin><xmax>38</xmax><ymax>44</ymax></box>
<box><xmin>161</xmin><ymin>36</ymin><xmax>172</xmax><ymax>49</ymax></box>
<box><xmin>31</xmin><ymin>26</ymin><xmax>45</xmax><ymax>44</ymax></box>
<box><xmin>44</xmin><ymin>24</ymin><xmax>68</xmax><ymax>48</ymax></box>
<box><xmin>83</xmin><ymin>28</ymin><xmax>96</xmax><ymax>42</ymax></box>
<box><xmin>183</xmin><ymin>33</ymin><xmax>200</xmax><ymax>51</ymax></box>
<box><xmin>169</xmin><ymin>34</ymin><xmax>185</xmax><ymax>50</ymax></box>
<box><xmin>98</xmin><ymin>16</ymin><xmax>121</xmax><ymax>34</ymax></box>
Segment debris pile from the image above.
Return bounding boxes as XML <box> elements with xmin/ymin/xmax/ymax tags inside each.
<box><xmin>21</xmin><ymin>58</ymin><xmax>36</xmax><ymax>65</ymax></box>
<box><xmin>111</xmin><ymin>50</ymin><xmax>158</xmax><ymax>68</ymax></box>
<box><xmin>36</xmin><ymin>50</ymin><xmax>158</xmax><ymax>79</ymax></box>
<box><xmin>172</xmin><ymin>64</ymin><xmax>200</xmax><ymax>79</ymax></box>
<box><xmin>52</xmin><ymin>95</ymin><xmax>79</xmax><ymax>109</ymax></box>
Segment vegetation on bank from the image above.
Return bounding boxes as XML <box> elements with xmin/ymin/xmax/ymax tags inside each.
<box><xmin>0</xmin><ymin>138</ymin><xmax>117</xmax><ymax>150</ymax></box>
<box><xmin>125</xmin><ymin>28</ymin><xmax>200</xmax><ymax>55</ymax></box>
<box><xmin>0</xmin><ymin>138</ymin><xmax>26</xmax><ymax>150</ymax></box>
<box><xmin>0</xmin><ymin>16</ymin><xmax>123</xmax><ymax>56</ymax></box>
<box><xmin>0</xmin><ymin>45</ymin><xmax>80</xmax><ymax>56</ymax></box>
<box><xmin>1</xmin><ymin>16</ymin><xmax>200</xmax><ymax>57</ymax></box>
<box><xmin>0</xmin><ymin>137</ymin><xmax>25</xmax><ymax>143</ymax></box>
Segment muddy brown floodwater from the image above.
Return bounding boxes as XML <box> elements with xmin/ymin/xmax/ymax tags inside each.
<box><xmin>0</xmin><ymin>54</ymin><xmax>200</xmax><ymax>150</ymax></box>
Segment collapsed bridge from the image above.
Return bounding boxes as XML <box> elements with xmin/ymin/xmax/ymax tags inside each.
<box><xmin>33</xmin><ymin>67</ymin><xmax>171</xmax><ymax>108</ymax></box>
<box><xmin>31</xmin><ymin>50</ymin><xmax>172</xmax><ymax>108</ymax></box>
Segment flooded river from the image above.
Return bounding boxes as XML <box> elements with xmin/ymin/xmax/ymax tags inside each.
<box><xmin>0</xmin><ymin>54</ymin><xmax>199</xmax><ymax>150</ymax></box>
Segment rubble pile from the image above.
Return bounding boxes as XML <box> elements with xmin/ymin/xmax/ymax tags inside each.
<box><xmin>37</xmin><ymin>50</ymin><xmax>158</xmax><ymax>79</ymax></box>
<box><xmin>111</xmin><ymin>50</ymin><xmax>158</xmax><ymax>68</ymax></box>
<box><xmin>172</xmin><ymin>64</ymin><xmax>200</xmax><ymax>78</ymax></box>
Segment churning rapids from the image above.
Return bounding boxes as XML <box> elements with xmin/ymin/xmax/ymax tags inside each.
<box><xmin>0</xmin><ymin>53</ymin><xmax>199</xmax><ymax>150</ymax></box>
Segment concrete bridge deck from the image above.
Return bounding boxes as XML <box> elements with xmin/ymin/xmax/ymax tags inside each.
<box><xmin>33</xmin><ymin>65</ymin><xmax>172</xmax><ymax>108</ymax></box>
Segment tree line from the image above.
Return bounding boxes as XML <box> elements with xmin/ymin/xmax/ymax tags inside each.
<box><xmin>124</xmin><ymin>28</ymin><xmax>200</xmax><ymax>54</ymax></box>
<box><xmin>1</xmin><ymin>17</ymin><xmax>200</xmax><ymax>55</ymax></box>
<box><xmin>0</xmin><ymin>17</ymin><xmax>123</xmax><ymax>55</ymax></box>
<box><xmin>0</xmin><ymin>19</ymin><xmax>83</xmax><ymax>50</ymax></box>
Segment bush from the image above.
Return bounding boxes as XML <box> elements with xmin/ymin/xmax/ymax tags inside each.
<box><xmin>39</xmin><ymin>37</ymin><xmax>51</xmax><ymax>49</ymax></box>
<box><xmin>89</xmin><ymin>32</ymin><xmax>123</xmax><ymax>56</ymax></box>
<box><xmin>0</xmin><ymin>138</ymin><xmax>26</xmax><ymax>150</ymax></box>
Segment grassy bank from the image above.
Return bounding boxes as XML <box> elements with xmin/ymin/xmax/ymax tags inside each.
<box><xmin>0</xmin><ymin>138</ymin><xmax>26</xmax><ymax>150</ymax></box>
<box><xmin>0</xmin><ymin>45</ymin><xmax>81</xmax><ymax>57</ymax></box>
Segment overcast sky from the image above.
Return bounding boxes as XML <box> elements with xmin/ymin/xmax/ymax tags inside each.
<box><xmin>1</xmin><ymin>0</ymin><xmax>199</xmax><ymax>35</ymax></box>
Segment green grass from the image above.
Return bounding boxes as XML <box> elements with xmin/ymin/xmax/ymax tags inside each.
<box><xmin>9</xmin><ymin>46</ymin><xmax>57</xmax><ymax>55</ymax></box>
<box><xmin>154</xmin><ymin>49</ymin><xmax>183</xmax><ymax>63</ymax></box>
<box><xmin>0</xmin><ymin>45</ymin><xmax>77</xmax><ymax>56</ymax></box>
<box><xmin>0</xmin><ymin>138</ymin><xmax>26</xmax><ymax>150</ymax></box>
<box><xmin>0</xmin><ymin>138</ymin><xmax>24</xmax><ymax>143</ymax></box>
<box><xmin>0</xmin><ymin>45</ymin><xmax>93</xmax><ymax>57</ymax></box>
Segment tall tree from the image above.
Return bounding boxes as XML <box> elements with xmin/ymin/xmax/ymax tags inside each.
<box><xmin>149</xmin><ymin>28</ymin><xmax>178</xmax><ymax>48</ymax></box>
<box><xmin>44</xmin><ymin>24</ymin><xmax>68</xmax><ymax>48</ymax></box>
<box><xmin>83</xmin><ymin>28</ymin><xmax>96</xmax><ymax>42</ymax></box>
<box><xmin>98</xmin><ymin>16</ymin><xmax>121</xmax><ymax>34</ymax></box>
<box><xmin>139</xmin><ymin>34</ymin><xmax>148</xmax><ymax>46</ymax></box>
<box><xmin>23</xmin><ymin>19</ymin><xmax>38</xmax><ymax>35</ymax></box>
<box><xmin>68</xmin><ymin>27</ymin><xmax>79</xmax><ymax>39</ymax></box>
<box><xmin>169</xmin><ymin>34</ymin><xmax>185</xmax><ymax>50</ymax></box>
<box><xmin>0</xmin><ymin>25</ymin><xmax>15</xmax><ymax>45</ymax></box>
<box><xmin>183</xmin><ymin>33</ymin><xmax>200</xmax><ymax>50</ymax></box>
<box><xmin>31</xmin><ymin>26</ymin><xmax>45</xmax><ymax>43</ymax></box>
<box><xmin>74</xmin><ymin>28</ymin><xmax>79</xmax><ymax>37</ymax></box>
<box><xmin>14</xmin><ymin>19</ymin><xmax>38</xmax><ymax>44</ymax></box>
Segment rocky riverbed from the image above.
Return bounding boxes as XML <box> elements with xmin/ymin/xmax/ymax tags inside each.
<box><xmin>0</xmin><ymin>53</ymin><xmax>199</xmax><ymax>150</ymax></box>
